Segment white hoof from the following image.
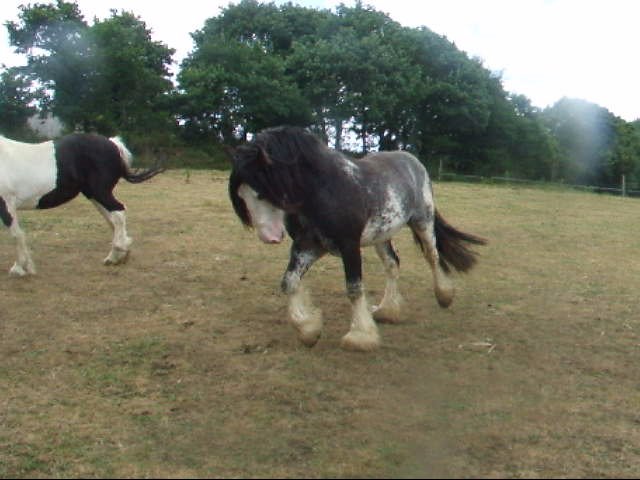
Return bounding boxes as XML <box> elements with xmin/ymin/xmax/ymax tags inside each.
<box><xmin>340</xmin><ymin>330</ymin><xmax>381</xmax><ymax>352</ymax></box>
<box><xmin>435</xmin><ymin>286</ymin><xmax>454</xmax><ymax>308</ymax></box>
<box><xmin>9</xmin><ymin>263</ymin><xmax>27</xmax><ymax>277</ymax></box>
<box><xmin>9</xmin><ymin>262</ymin><xmax>35</xmax><ymax>276</ymax></box>
<box><xmin>290</xmin><ymin>312</ymin><xmax>323</xmax><ymax>348</ymax></box>
<box><xmin>296</xmin><ymin>326</ymin><xmax>322</xmax><ymax>347</ymax></box>
<box><xmin>372</xmin><ymin>304</ymin><xmax>401</xmax><ymax>324</ymax></box>
<box><xmin>104</xmin><ymin>248</ymin><xmax>130</xmax><ymax>266</ymax></box>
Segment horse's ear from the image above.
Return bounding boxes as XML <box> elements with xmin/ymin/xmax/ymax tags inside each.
<box><xmin>257</xmin><ymin>146</ymin><xmax>273</xmax><ymax>167</ymax></box>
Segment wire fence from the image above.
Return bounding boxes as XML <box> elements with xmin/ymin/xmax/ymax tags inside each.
<box><xmin>437</xmin><ymin>172</ymin><xmax>640</xmax><ymax>198</ymax></box>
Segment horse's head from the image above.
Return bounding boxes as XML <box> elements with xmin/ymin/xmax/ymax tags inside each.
<box><xmin>236</xmin><ymin>183</ymin><xmax>286</xmax><ymax>244</ymax></box>
<box><xmin>229</xmin><ymin>144</ymin><xmax>287</xmax><ymax>244</ymax></box>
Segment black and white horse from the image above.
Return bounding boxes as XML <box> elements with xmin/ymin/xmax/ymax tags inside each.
<box><xmin>0</xmin><ymin>133</ymin><xmax>164</xmax><ymax>275</ymax></box>
<box><xmin>229</xmin><ymin>126</ymin><xmax>486</xmax><ymax>351</ymax></box>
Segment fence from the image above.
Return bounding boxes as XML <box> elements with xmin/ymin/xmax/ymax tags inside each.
<box><xmin>437</xmin><ymin>172</ymin><xmax>640</xmax><ymax>198</ymax></box>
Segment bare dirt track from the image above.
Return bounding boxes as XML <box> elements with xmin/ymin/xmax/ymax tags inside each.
<box><xmin>2</xmin><ymin>170</ymin><xmax>640</xmax><ymax>478</ymax></box>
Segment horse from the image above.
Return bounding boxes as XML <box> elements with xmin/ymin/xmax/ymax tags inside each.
<box><xmin>229</xmin><ymin>126</ymin><xmax>486</xmax><ymax>352</ymax></box>
<box><xmin>0</xmin><ymin>133</ymin><xmax>164</xmax><ymax>276</ymax></box>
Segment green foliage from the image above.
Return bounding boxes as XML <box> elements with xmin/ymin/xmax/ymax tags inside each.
<box><xmin>542</xmin><ymin>98</ymin><xmax>618</xmax><ymax>184</ymax></box>
<box><xmin>6</xmin><ymin>1</ymin><xmax>91</xmax><ymax>125</ymax></box>
<box><xmin>177</xmin><ymin>36</ymin><xmax>310</xmax><ymax>143</ymax></box>
<box><xmin>609</xmin><ymin>119</ymin><xmax>640</xmax><ymax>187</ymax></box>
<box><xmin>3</xmin><ymin>0</ymin><xmax>639</xmax><ymax>183</ymax></box>
<box><xmin>5</xmin><ymin>2</ymin><xmax>175</xmax><ymax>139</ymax></box>
<box><xmin>85</xmin><ymin>11</ymin><xmax>175</xmax><ymax>136</ymax></box>
<box><xmin>177</xmin><ymin>0</ymin><xmax>317</xmax><ymax>143</ymax></box>
<box><xmin>0</xmin><ymin>68</ymin><xmax>37</xmax><ymax>138</ymax></box>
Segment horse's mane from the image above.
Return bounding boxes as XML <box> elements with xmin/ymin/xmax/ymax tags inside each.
<box><xmin>230</xmin><ymin>126</ymin><xmax>337</xmax><ymax>225</ymax></box>
<box><xmin>255</xmin><ymin>126</ymin><xmax>330</xmax><ymax>167</ymax></box>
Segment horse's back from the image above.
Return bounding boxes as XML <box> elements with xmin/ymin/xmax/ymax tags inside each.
<box><xmin>355</xmin><ymin>150</ymin><xmax>430</xmax><ymax>198</ymax></box>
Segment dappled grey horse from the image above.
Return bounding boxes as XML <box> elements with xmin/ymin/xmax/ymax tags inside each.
<box><xmin>229</xmin><ymin>126</ymin><xmax>486</xmax><ymax>351</ymax></box>
<box><xmin>0</xmin><ymin>133</ymin><xmax>164</xmax><ymax>275</ymax></box>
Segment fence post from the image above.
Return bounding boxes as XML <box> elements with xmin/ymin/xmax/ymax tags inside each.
<box><xmin>622</xmin><ymin>174</ymin><xmax>627</xmax><ymax>197</ymax></box>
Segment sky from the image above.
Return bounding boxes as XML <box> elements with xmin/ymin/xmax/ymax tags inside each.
<box><xmin>1</xmin><ymin>0</ymin><xmax>640</xmax><ymax>121</ymax></box>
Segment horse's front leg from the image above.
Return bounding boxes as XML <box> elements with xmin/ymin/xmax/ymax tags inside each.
<box><xmin>339</xmin><ymin>242</ymin><xmax>381</xmax><ymax>352</ymax></box>
<box><xmin>281</xmin><ymin>245</ymin><xmax>325</xmax><ymax>347</ymax></box>
<box><xmin>1</xmin><ymin>198</ymin><xmax>36</xmax><ymax>276</ymax></box>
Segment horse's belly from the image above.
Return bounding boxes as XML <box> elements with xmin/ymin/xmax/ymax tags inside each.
<box><xmin>360</xmin><ymin>216</ymin><xmax>406</xmax><ymax>246</ymax></box>
<box><xmin>15</xmin><ymin>175</ymin><xmax>58</xmax><ymax>210</ymax></box>
<box><xmin>0</xmin><ymin>179</ymin><xmax>45</xmax><ymax>210</ymax></box>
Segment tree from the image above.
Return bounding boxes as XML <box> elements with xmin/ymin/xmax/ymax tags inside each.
<box><xmin>609</xmin><ymin>119</ymin><xmax>640</xmax><ymax>188</ymax></box>
<box><xmin>286</xmin><ymin>3</ymin><xmax>421</xmax><ymax>151</ymax></box>
<box><xmin>176</xmin><ymin>1</ymin><xmax>313</xmax><ymax>143</ymax></box>
<box><xmin>0</xmin><ymin>67</ymin><xmax>37</xmax><ymax>138</ymax></box>
<box><xmin>86</xmin><ymin>11</ymin><xmax>175</xmax><ymax>136</ymax></box>
<box><xmin>6</xmin><ymin>1</ymin><xmax>91</xmax><ymax>126</ymax></box>
<box><xmin>543</xmin><ymin>98</ymin><xmax>618</xmax><ymax>185</ymax></box>
<box><xmin>6</xmin><ymin>1</ymin><xmax>176</xmax><ymax>140</ymax></box>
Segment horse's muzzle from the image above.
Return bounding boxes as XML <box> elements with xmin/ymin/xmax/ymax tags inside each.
<box><xmin>257</xmin><ymin>227</ymin><xmax>285</xmax><ymax>244</ymax></box>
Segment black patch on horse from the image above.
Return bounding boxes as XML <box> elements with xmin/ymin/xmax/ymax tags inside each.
<box><xmin>37</xmin><ymin>134</ymin><xmax>127</xmax><ymax>210</ymax></box>
<box><xmin>0</xmin><ymin>196</ymin><xmax>12</xmax><ymax>227</ymax></box>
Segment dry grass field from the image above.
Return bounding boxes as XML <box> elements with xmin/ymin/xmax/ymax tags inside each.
<box><xmin>1</xmin><ymin>169</ymin><xmax>640</xmax><ymax>478</ymax></box>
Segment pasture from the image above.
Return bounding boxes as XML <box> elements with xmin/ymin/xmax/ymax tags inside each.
<box><xmin>1</xmin><ymin>170</ymin><xmax>639</xmax><ymax>478</ymax></box>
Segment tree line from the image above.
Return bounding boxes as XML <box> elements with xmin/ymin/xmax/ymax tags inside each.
<box><xmin>2</xmin><ymin>0</ymin><xmax>640</xmax><ymax>188</ymax></box>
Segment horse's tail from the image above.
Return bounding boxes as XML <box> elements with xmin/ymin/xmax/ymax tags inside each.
<box><xmin>433</xmin><ymin>210</ymin><xmax>486</xmax><ymax>273</ymax></box>
<box><xmin>109</xmin><ymin>136</ymin><xmax>166</xmax><ymax>184</ymax></box>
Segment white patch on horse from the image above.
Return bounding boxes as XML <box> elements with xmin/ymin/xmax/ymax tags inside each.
<box><xmin>109</xmin><ymin>136</ymin><xmax>133</xmax><ymax>169</ymax></box>
<box><xmin>0</xmin><ymin>136</ymin><xmax>57</xmax><ymax>210</ymax></box>
<box><xmin>341</xmin><ymin>292</ymin><xmax>381</xmax><ymax>351</ymax></box>
<box><xmin>288</xmin><ymin>285</ymin><xmax>323</xmax><ymax>347</ymax></box>
<box><xmin>422</xmin><ymin>176</ymin><xmax>434</xmax><ymax>208</ymax></box>
<box><xmin>361</xmin><ymin>186</ymin><xmax>406</xmax><ymax>246</ymax></box>
<box><xmin>237</xmin><ymin>184</ymin><xmax>286</xmax><ymax>244</ymax></box>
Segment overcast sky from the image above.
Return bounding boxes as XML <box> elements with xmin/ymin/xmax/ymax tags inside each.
<box><xmin>2</xmin><ymin>0</ymin><xmax>640</xmax><ymax>121</ymax></box>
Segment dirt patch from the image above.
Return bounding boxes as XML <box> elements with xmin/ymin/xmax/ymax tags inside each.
<box><xmin>1</xmin><ymin>171</ymin><xmax>640</xmax><ymax>477</ymax></box>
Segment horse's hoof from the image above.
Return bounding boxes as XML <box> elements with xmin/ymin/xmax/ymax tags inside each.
<box><xmin>340</xmin><ymin>330</ymin><xmax>381</xmax><ymax>352</ymax></box>
<box><xmin>372</xmin><ymin>305</ymin><xmax>401</xmax><ymax>324</ymax></box>
<box><xmin>290</xmin><ymin>306</ymin><xmax>323</xmax><ymax>348</ymax></box>
<box><xmin>104</xmin><ymin>249</ymin><xmax>130</xmax><ymax>266</ymax></box>
<box><xmin>435</xmin><ymin>287</ymin><xmax>454</xmax><ymax>308</ymax></box>
<box><xmin>9</xmin><ymin>264</ymin><xmax>27</xmax><ymax>277</ymax></box>
<box><xmin>298</xmin><ymin>330</ymin><xmax>321</xmax><ymax>348</ymax></box>
<box><xmin>294</xmin><ymin>322</ymin><xmax>322</xmax><ymax>347</ymax></box>
<box><xmin>9</xmin><ymin>263</ymin><xmax>34</xmax><ymax>277</ymax></box>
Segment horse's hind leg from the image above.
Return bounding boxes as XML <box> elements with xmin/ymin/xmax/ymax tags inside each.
<box><xmin>411</xmin><ymin>220</ymin><xmax>454</xmax><ymax>308</ymax></box>
<box><xmin>1</xmin><ymin>198</ymin><xmax>36</xmax><ymax>276</ymax></box>
<box><xmin>89</xmin><ymin>194</ymin><xmax>132</xmax><ymax>265</ymax></box>
<box><xmin>281</xmin><ymin>244</ymin><xmax>325</xmax><ymax>347</ymax></box>
<box><xmin>372</xmin><ymin>241</ymin><xmax>402</xmax><ymax>323</ymax></box>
